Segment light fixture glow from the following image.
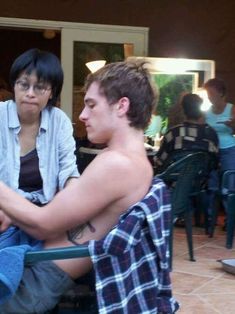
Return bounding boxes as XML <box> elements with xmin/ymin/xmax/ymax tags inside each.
<box><xmin>196</xmin><ymin>88</ymin><xmax>212</xmax><ymax>111</ymax></box>
<box><xmin>85</xmin><ymin>60</ymin><xmax>106</xmax><ymax>73</ymax></box>
<box><xmin>43</xmin><ymin>29</ymin><xmax>56</xmax><ymax>39</ymax></box>
<box><xmin>155</xmin><ymin>58</ymin><xmax>191</xmax><ymax>73</ymax></box>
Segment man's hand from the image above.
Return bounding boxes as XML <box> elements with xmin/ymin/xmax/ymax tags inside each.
<box><xmin>0</xmin><ymin>210</ymin><xmax>12</xmax><ymax>232</ymax></box>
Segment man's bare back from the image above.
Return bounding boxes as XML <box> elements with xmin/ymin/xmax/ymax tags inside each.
<box><xmin>45</xmin><ymin>146</ymin><xmax>153</xmax><ymax>278</ymax></box>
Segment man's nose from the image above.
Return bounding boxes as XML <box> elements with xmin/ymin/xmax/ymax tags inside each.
<box><xmin>79</xmin><ymin>108</ymin><xmax>87</xmax><ymax>121</ymax></box>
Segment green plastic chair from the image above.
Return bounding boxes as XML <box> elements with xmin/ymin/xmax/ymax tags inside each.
<box><xmin>157</xmin><ymin>152</ymin><xmax>215</xmax><ymax>265</ymax></box>
<box><xmin>25</xmin><ymin>245</ymin><xmax>89</xmax><ymax>264</ymax></box>
<box><xmin>221</xmin><ymin>170</ymin><xmax>235</xmax><ymax>249</ymax></box>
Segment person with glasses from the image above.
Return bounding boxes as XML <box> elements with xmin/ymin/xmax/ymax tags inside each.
<box><xmin>0</xmin><ymin>48</ymin><xmax>79</xmax><ymax>224</ymax></box>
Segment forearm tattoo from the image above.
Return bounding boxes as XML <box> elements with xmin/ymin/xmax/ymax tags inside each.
<box><xmin>67</xmin><ymin>222</ymin><xmax>96</xmax><ymax>245</ymax></box>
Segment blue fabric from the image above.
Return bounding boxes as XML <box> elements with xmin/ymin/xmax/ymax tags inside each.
<box><xmin>0</xmin><ymin>100</ymin><xmax>79</xmax><ymax>205</ymax></box>
<box><xmin>0</xmin><ymin>227</ymin><xmax>42</xmax><ymax>304</ymax></box>
<box><xmin>206</xmin><ymin>103</ymin><xmax>235</xmax><ymax>149</ymax></box>
<box><xmin>89</xmin><ymin>177</ymin><xmax>179</xmax><ymax>314</ymax></box>
<box><xmin>220</xmin><ymin>146</ymin><xmax>235</xmax><ymax>172</ymax></box>
<box><xmin>205</xmin><ymin>105</ymin><xmax>235</xmax><ymax>212</ymax></box>
<box><xmin>207</xmin><ymin>147</ymin><xmax>235</xmax><ymax>194</ymax></box>
<box><xmin>207</xmin><ymin>169</ymin><xmax>220</xmax><ymax>191</ymax></box>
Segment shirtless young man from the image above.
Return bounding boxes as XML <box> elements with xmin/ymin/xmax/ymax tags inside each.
<box><xmin>0</xmin><ymin>60</ymin><xmax>157</xmax><ymax>313</ymax></box>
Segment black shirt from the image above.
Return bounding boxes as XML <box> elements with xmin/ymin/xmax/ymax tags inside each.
<box><xmin>19</xmin><ymin>149</ymin><xmax>43</xmax><ymax>192</ymax></box>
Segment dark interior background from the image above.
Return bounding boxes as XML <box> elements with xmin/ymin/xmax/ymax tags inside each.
<box><xmin>0</xmin><ymin>28</ymin><xmax>60</xmax><ymax>90</ymax></box>
<box><xmin>0</xmin><ymin>0</ymin><xmax>235</xmax><ymax>101</ymax></box>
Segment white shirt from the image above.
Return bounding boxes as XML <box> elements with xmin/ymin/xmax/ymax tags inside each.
<box><xmin>0</xmin><ymin>100</ymin><xmax>79</xmax><ymax>204</ymax></box>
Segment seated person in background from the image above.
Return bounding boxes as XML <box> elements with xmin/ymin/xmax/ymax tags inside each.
<box><xmin>144</xmin><ymin>105</ymin><xmax>162</xmax><ymax>145</ymax></box>
<box><xmin>154</xmin><ymin>93</ymin><xmax>219</xmax><ymax>174</ymax></box>
<box><xmin>0</xmin><ymin>77</ymin><xmax>13</xmax><ymax>101</ymax></box>
<box><xmin>167</xmin><ymin>91</ymin><xmax>187</xmax><ymax>129</ymax></box>
<box><xmin>0</xmin><ymin>60</ymin><xmax>179</xmax><ymax>313</ymax></box>
<box><xmin>0</xmin><ymin>48</ymin><xmax>79</xmax><ymax>213</ymax></box>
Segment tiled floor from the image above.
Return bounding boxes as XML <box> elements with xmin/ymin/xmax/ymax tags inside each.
<box><xmin>172</xmin><ymin>221</ymin><xmax>235</xmax><ymax>314</ymax></box>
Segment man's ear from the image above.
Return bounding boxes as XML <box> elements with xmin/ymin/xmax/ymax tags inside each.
<box><xmin>116</xmin><ymin>97</ymin><xmax>130</xmax><ymax>116</ymax></box>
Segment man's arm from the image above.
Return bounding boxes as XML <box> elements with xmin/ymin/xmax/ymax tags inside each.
<box><xmin>0</xmin><ymin>177</ymin><xmax>79</xmax><ymax>234</ymax></box>
<box><xmin>0</xmin><ymin>151</ymin><xmax>134</xmax><ymax>240</ymax></box>
<box><xmin>0</xmin><ymin>210</ymin><xmax>12</xmax><ymax>231</ymax></box>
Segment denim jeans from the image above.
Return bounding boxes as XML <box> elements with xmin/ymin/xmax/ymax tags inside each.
<box><xmin>208</xmin><ymin>146</ymin><xmax>235</xmax><ymax>218</ymax></box>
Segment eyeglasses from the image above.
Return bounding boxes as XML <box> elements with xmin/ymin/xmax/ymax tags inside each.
<box><xmin>15</xmin><ymin>80</ymin><xmax>51</xmax><ymax>95</ymax></box>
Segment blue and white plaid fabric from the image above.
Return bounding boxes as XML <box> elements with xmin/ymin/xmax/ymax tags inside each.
<box><xmin>89</xmin><ymin>177</ymin><xmax>179</xmax><ymax>313</ymax></box>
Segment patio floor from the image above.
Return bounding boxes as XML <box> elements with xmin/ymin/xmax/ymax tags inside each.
<box><xmin>172</xmin><ymin>218</ymin><xmax>235</xmax><ymax>314</ymax></box>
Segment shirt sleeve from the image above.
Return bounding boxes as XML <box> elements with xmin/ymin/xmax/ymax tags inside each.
<box><xmin>57</xmin><ymin>113</ymin><xmax>80</xmax><ymax>190</ymax></box>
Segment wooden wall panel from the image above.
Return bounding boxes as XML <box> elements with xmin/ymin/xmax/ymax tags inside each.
<box><xmin>1</xmin><ymin>0</ymin><xmax>235</xmax><ymax>101</ymax></box>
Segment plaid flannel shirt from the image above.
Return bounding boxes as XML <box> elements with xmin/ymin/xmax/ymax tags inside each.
<box><xmin>155</xmin><ymin>121</ymin><xmax>219</xmax><ymax>174</ymax></box>
<box><xmin>89</xmin><ymin>177</ymin><xmax>179</xmax><ymax>314</ymax></box>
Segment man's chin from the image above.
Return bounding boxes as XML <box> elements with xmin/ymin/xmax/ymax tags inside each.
<box><xmin>88</xmin><ymin>137</ymin><xmax>106</xmax><ymax>146</ymax></box>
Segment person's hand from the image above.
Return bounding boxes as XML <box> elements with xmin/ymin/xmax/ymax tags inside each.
<box><xmin>224</xmin><ymin>119</ymin><xmax>235</xmax><ymax>129</ymax></box>
<box><xmin>217</xmin><ymin>119</ymin><xmax>235</xmax><ymax>129</ymax></box>
<box><xmin>0</xmin><ymin>210</ymin><xmax>12</xmax><ymax>232</ymax></box>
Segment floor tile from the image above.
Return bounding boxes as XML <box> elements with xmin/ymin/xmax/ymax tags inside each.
<box><xmin>172</xmin><ymin>222</ymin><xmax>235</xmax><ymax>314</ymax></box>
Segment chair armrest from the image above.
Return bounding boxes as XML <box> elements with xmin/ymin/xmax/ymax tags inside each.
<box><xmin>25</xmin><ymin>245</ymin><xmax>89</xmax><ymax>265</ymax></box>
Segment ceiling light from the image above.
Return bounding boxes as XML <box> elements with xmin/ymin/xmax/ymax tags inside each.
<box><xmin>85</xmin><ymin>60</ymin><xmax>106</xmax><ymax>73</ymax></box>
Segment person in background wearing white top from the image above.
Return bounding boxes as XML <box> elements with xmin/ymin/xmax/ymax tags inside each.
<box><xmin>144</xmin><ymin>107</ymin><xmax>162</xmax><ymax>146</ymax></box>
<box><xmin>204</xmin><ymin>78</ymin><xmax>235</xmax><ymax>231</ymax></box>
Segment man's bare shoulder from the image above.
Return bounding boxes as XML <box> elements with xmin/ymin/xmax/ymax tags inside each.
<box><xmin>83</xmin><ymin>148</ymin><xmax>151</xmax><ymax>180</ymax></box>
<box><xmin>45</xmin><ymin>147</ymin><xmax>153</xmax><ymax>234</ymax></box>
<box><xmin>81</xmin><ymin>148</ymin><xmax>152</xmax><ymax>204</ymax></box>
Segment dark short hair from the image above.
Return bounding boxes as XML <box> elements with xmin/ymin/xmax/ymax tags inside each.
<box><xmin>84</xmin><ymin>59</ymin><xmax>158</xmax><ymax>130</ymax></box>
<box><xmin>203</xmin><ymin>78</ymin><xmax>226</xmax><ymax>97</ymax></box>
<box><xmin>181</xmin><ymin>93</ymin><xmax>203</xmax><ymax>120</ymax></box>
<box><xmin>9</xmin><ymin>48</ymin><xmax>63</xmax><ymax>106</ymax></box>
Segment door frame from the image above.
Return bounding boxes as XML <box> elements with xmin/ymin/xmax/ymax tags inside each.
<box><xmin>0</xmin><ymin>17</ymin><xmax>149</xmax><ymax>119</ymax></box>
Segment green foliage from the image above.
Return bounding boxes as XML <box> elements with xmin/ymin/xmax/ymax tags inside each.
<box><xmin>153</xmin><ymin>73</ymin><xmax>194</xmax><ymax>118</ymax></box>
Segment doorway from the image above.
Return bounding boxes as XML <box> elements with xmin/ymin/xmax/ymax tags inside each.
<box><xmin>0</xmin><ymin>17</ymin><xmax>149</xmax><ymax>137</ymax></box>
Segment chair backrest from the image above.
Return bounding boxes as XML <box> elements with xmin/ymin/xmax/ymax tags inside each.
<box><xmin>158</xmin><ymin>152</ymin><xmax>214</xmax><ymax>216</ymax></box>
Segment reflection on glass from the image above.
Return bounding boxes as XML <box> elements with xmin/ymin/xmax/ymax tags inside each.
<box><xmin>151</xmin><ymin>72</ymin><xmax>198</xmax><ymax>132</ymax></box>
